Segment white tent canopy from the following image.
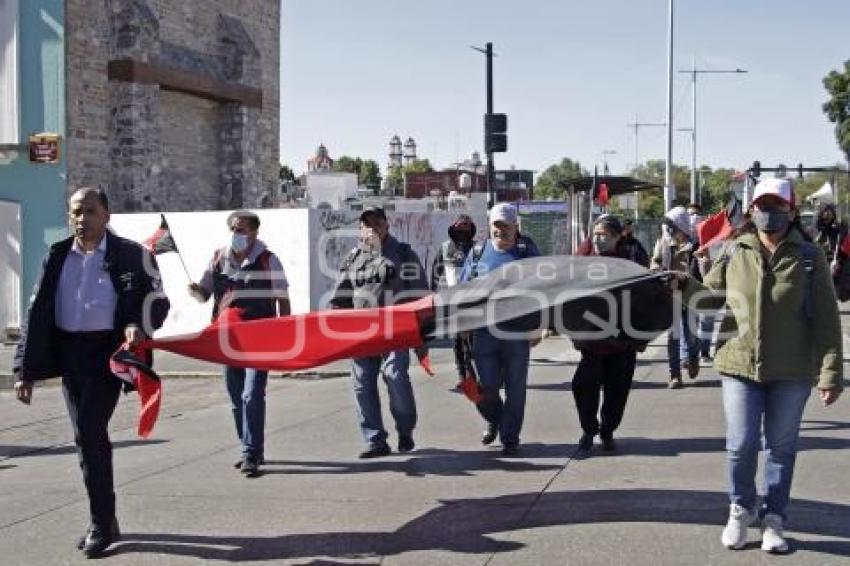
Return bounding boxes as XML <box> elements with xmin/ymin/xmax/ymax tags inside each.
<box><xmin>806</xmin><ymin>181</ymin><xmax>835</xmax><ymax>204</ymax></box>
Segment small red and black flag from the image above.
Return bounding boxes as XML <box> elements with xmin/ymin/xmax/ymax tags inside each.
<box><xmin>143</xmin><ymin>214</ymin><xmax>178</xmax><ymax>255</ymax></box>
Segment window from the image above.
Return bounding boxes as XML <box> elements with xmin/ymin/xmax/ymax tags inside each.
<box><xmin>0</xmin><ymin>0</ymin><xmax>20</xmax><ymax>145</ymax></box>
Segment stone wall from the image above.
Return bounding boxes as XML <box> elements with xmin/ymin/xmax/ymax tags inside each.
<box><xmin>65</xmin><ymin>0</ymin><xmax>280</xmax><ymax>212</ymax></box>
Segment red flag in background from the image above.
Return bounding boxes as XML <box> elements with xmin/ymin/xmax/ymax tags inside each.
<box><xmin>142</xmin><ymin>214</ymin><xmax>178</xmax><ymax>255</ymax></box>
<box><xmin>696</xmin><ymin>209</ymin><xmax>733</xmax><ymax>253</ymax></box>
<box><xmin>595</xmin><ymin>183</ymin><xmax>610</xmax><ymax>206</ymax></box>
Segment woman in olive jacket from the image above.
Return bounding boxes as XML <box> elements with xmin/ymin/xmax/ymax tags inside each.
<box><xmin>678</xmin><ymin>178</ymin><xmax>843</xmax><ymax>554</ymax></box>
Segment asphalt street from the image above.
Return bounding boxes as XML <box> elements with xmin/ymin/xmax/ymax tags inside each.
<box><xmin>1</xmin><ymin>331</ymin><xmax>849</xmax><ymax>565</ymax></box>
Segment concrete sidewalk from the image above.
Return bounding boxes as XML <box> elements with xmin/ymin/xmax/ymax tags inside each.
<box><xmin>1</xmin><ymin>336</ymin><xmax>849</xmax><ymax>565</ymax></box>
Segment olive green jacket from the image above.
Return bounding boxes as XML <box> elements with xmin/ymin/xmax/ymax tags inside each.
<box><xmin>683</xmin><ymin>230</ymin><xmax>843</xmax><ymax>390</ymax></box>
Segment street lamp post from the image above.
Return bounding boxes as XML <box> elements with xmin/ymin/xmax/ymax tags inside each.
<box><xmin>678</xmin><ymin>59</ymin><xmax>747</xmax><ymax>204</ymax></box>
<box><xmin>602</xmin><ymin>149</ymin><xmax>617</xmax><ymax>175</ymax></box>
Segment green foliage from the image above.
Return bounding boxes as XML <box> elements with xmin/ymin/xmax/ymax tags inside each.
<box><xmin>405</xmin><ymin>159</ymin><xmax>434</xmax><ymax>173</ymax></box>
<box><xmin>359</xmin><ymin>160</ymin><xmax>382</xmax><ymax>188</ymax></box>
<box><xmin>533</xmin><ymin>158</ymin><xmax>588</xmax><ymax>200</ymax></box>
<box><xmin>332</xmin><ymin>155</ymin><xmax>363</xmax><ymax>175</ymax></box>
<box><xmin>279</xmin><ymin>164</ymin><xmax>296</xmax><ymax>183</ymax></box>
<box><xmin>332</xmin><ymin>156</ymin><xmax>383</xmax><ymax>189</ymax></box>
<box><xmin>823</xmin><ymin>60</ymin><xmax>850</xmax><ymax>164</ymax></box>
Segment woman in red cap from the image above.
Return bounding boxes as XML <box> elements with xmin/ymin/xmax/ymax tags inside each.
<box><xmin>675</xmin><ymin>178</ymin><xmax>843</xmax><ymax>554</ymax></box>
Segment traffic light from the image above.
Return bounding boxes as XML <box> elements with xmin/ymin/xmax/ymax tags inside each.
<box><xmin>797</xmin><ymin>163</ymin><xmax>804</xmax><ymax>178</ymax></box>
<box><xmin>485</xmin><ymin>113</ymin><xmax>507</xmax><ymax>153</ymax></box>
<box><xmin>751</xmin><ymin>160</ymin><xmax>761</xmax><ymax>178</ymax></box>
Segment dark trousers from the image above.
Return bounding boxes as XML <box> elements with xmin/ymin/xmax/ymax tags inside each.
<box><xmin>453</xmin><ymin>334</ymin><xmax>471</xmax><ymax>379</ymax></box>
<box><xmin>58</xmin><ymin>331</ymin><xmax>122</xmax><ymax>531</ymax></box>
<box><xmin>572</xmin><ymin>350</ymin><xmax>637</xmax><ymax>438</ymax></box>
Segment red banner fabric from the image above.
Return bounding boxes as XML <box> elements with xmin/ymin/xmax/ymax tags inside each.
<box><xmin>144</xmin><ymin>295</ymin><xmax>434</xmax><ymax>371</ymax></box>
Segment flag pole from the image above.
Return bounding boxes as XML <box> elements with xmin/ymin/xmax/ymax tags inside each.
<box><xmin>162</xmin><ymin>214</ymin><xmax>193</xmax><ymax>283</ymax></box>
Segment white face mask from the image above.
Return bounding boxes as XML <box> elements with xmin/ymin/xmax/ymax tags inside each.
<box><xmin>231</xmin><ymin>233</ymin><xmax>250</xmax><ymax>253</ymax></box>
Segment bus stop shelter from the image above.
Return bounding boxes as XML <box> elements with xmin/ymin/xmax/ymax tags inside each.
<box><xmin>558</xmin><ymin>175</ymin><xmax>661</xmax><ymax>253</ymax></box>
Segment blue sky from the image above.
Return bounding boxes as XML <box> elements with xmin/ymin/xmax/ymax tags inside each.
<box><xmin>279</xmin><ymin>0</ymin><xmax>849</xmax><ymax>178</ymax></box>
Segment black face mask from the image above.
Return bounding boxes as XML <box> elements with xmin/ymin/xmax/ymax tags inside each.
<box><xmin>453</xmin><ymin>229</ymin><xmax>472</xmax><ymax>243</ymax></box>
<box><xmin>751</xmin><ymin>208</ymin><xmax>791</xmax><ymax>234</ymax></box>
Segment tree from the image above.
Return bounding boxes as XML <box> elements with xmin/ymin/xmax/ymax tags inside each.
<box><xmin>359</xmin><ymin>159</ymin><xmax>382</xmax><ymax>188</ymax></box>
<box><xmin>533</xmin><ymin>158</ymin><xmax>588</xmax><ymax>200</ymax></box>
<box><xmin>629</xmin><ymin>160</ymin><xmax>691</xmax><ymax>217</ymax></box>
<box><xmin>405</xmin><ymin>159</ymin><xmax>433</xmax><ymax>174</ymax></box>
<box><xmin>279</xmin><ymin>164</ymin><xmax>296</xmax><ymax>183</ymax></box>
<box><xmin>332</xmin><ymin>155</ymin><xmax>364</xmax><ymax>175</ymax></box>
<box><xmin>823</xmin><ymin>60</ymin><xmax>850</xmax><ymax>166</ymax></box>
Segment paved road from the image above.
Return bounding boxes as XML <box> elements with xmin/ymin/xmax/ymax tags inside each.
<box><xmin>1</xmin><ymin>334</ymin><xmax>848</xmax><ymax>565</ymax></box>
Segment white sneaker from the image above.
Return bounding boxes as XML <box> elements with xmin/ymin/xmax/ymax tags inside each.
<box><xmin>761</xmin><ymin>513</ymin><xmax>789</xmax><ymax>554</ymax></box>
<box><xmin>721</xmin><ymin>504</ymin><xmax>755</xmax><ymax>549</ymax></box>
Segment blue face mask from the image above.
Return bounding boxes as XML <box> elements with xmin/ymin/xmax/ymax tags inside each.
<box><xmin>231</xmin><ymin>233</ymin><xmax>250</xmax><ymax>253</ymax></box>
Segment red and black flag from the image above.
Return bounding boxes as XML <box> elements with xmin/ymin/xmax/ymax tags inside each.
<box><xmin>114</xmin><ymin>256</ymin><xmax>674</xmax><ymax>435</ymax></box>
<box><xmin>143</xmin><ymin>214</ymin><xmax>178</xmax><ymax>255</ymax></box>
<box><xmin>110</xmin><ymin>346</ymin><xmax>162</xmax><ymax>438</ymax></box>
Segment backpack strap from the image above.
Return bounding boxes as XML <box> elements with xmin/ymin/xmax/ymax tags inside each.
<box><xmin>469</xmin><ymin>241</ymin><xmax>487</xmax><ymax>280</ymax></box>
<box><xmin>801</xmin><ymin>242</ymin><xmax>816</xmax><ymax>322</ymax></box>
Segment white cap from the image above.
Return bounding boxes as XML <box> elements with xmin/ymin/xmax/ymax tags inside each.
<box><xmin>663</xmin><ymin>205</ymin><xmax>691</xmax><ymax>235</ymax></box>
<box><xmin>489</xmin><ymin>203</ymin><xmax>518</xmax><ymax>224</ymax></box>
<box><xmin>752</xmin><ymin>178</ymin><xmax>795</xmax><ymax>206</ymax></box>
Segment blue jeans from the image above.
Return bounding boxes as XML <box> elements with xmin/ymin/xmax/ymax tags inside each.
<box><xmin>669</xmin><ymin>308</ymin><xmax>699</xmax><ymax>375</ymax></box>
<box><xmin>722</xmin><ymin>376</ymin><xmax>811</xmax><ymax>519</ymax></box>
<box><xmin>351</xmin><ymin>350</ymin><xmax>417</xmax><ymax>447</ymax></box>
<box><xmin>681</xmin><ymin>312</ymin><xmax>715</xmax><ymax>359</ymax></box>
<box><xmin>471</xmin><ymin>329</ymin><xmax>531</xmax><ymax>445</ymax></box>
<box><xmin>225</xmin><ymin>366</ymin><xmax>268</xmax><ymax>460</ymax></box>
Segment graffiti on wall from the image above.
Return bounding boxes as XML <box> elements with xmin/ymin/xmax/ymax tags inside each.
<box><xmin>310</xmin><ymin>210</ymin><xmax>487</xmax><ymax>309</ymax></box>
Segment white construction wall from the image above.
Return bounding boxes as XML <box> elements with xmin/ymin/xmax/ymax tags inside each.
<box><xmin>0</xmin><ymin>200</ymin><xmax>22</xmax><ymax>338</ymax></box>
<box><xmin>111</xmin><ymin>208</ymin><xmax>487</xmax><ymax>338</ymax></box>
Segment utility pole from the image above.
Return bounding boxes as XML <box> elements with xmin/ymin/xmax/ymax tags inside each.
<box><xmin>602</xmin><ymin>149</ymin><xmax>617</xmax><ymax>175</ymax></box>
<box><xmin>664</xmin><ymin>0</ymin><xmax>674</xmax><ymax>212</ymax></box>
<box><xmin>626</xmin><ymin>116</ymin><xmax>667</xmax><ymax>170</ymax></box>
<box><xmin>678</xmin><ymin>58</ymin><xmax>747</xmax><ymax>204</ymax></box>
<box><xmin>472</xmin><ymin>42</ymin><xmax>498</xmax><ymax>208</ymax></box>
<box><xmin>626</xmin><ymin>117</ymin><xmax>665</xmax><ymax>220</ymax></box>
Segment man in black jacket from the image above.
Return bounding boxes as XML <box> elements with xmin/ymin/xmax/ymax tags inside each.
<box><xmin>12</xmin><ymin>187</ymin><xmax>169</xmax><ymax>558</ymax></box>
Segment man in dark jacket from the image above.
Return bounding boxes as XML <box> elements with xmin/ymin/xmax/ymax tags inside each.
<box><xmin>620</xmin><ymin>218</ymin><xmax>650</xmax><ymax>267</ymax></box>
<box><xmin>572</xmin><ymin>215</ymin><xmax>643</xmax><ymax>453</ymax></box>
<box><xmin>330</xmin><ymin>207</ymin><xmax>429</xmax><ymax>459</ymax></box>
<box><xmin>12</xmin><ymin>187</ymin><xmax>169</xmax><ymax>558</ymax></box>
<box><xmin>814</xmin><ymin>203</ymin><xmax>846</xmax><ymax>263</ymax></box>
<box><xmin>431</xmin><ymin>215</ymin><xmax>477</xmax><ymax>391</ymax></box>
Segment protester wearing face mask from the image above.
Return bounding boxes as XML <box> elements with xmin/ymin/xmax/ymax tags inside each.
<box><xmin>674</xmin><ymin>178</ymin><xmax>843</xmax><ymax>554</ymax></box>
<box><xmin>651</xmin><ymin>206</ymin><xmax>702</xmax><ymax>388</ymax></box>
<box><xmin>571</xmin><ymin>215</ymin><xmax>647</xmax><ymax>452</ymax></box>
<box><xmin>431</xmin><ymin>215</ymin><xmax>478</xmax><ymax>391</ymax></box>
<box><xmin>330</xmin><ymin>207</ymin><xmax>429</xmax><ymax>459</ymax></box>
<box><xmin>189</xmin><ymin>210</ymin><xmax>290</xmax><ymax>477</ymax></box>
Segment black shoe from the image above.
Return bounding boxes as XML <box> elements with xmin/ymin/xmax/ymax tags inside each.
<box><xmin>82</xmin><ymin>518</ymin><xmax>120</xmax><ymax>558</ymax></box>
<box><xmin>235</xmin><ymin>456</ymin><xmax>264</xmax><ymax>471</ymax></box>
<box><xmin>76</xmin><ymin>527</ymin><xmax>92</xmax><ymax>550</ymax></box>
<box><xmin>481</xmin><ymin>424</ymin><xmax>498</xmax><ymax>445</ymax></box>
<box><xmin>240</xmin><ymin>457</ymin><xmax>261</xmax><ymax>477</ymax></box>
<box><xmin>398</xmin><ymin>434</ymin><xmax>415</xmax><ymax>453</ymax></box>
<box><xmin>358</xmin><ymin>443</ymin><xmax>391</xmax><ymax>459</ymax></box>
<box><xmin>600</xmin><ymin>435</ymin><xmax>617</xmax><ymax>452</ymax></box>
<box><xmin>578</xmin><ymin>433</ymin><xmax>594</xmax><ymax>452</ymax></box>
<box><xmin>501</xmin><ymin>443</ymin><xmax>519</xmax><ymax>457</ymax></box>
